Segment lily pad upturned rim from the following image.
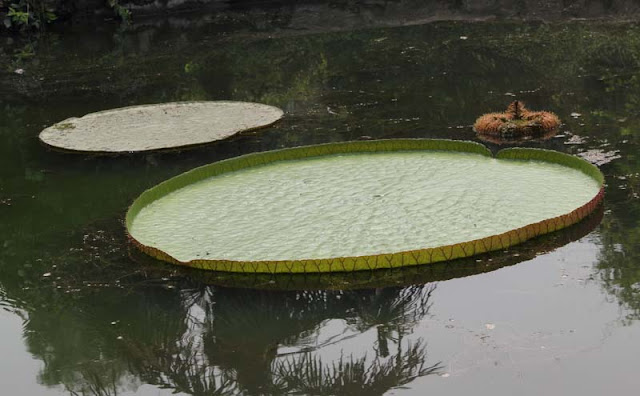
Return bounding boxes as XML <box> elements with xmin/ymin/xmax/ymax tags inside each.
<box><xmin>125</xmin><ymin>139</ymin><xmax>605</xmax><ymax>274</ymax></box>
<box><xmin>38</xmin><ymin>101</ymin><xmax>284</xmax><ymax>154</ymax></box>
<box><xmin>128</xmin><ymin>204</ymin><xmax>604</xmax><ymax>291</ymax></box>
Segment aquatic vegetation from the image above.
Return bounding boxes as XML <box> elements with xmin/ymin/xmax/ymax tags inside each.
<box><xmin>126</xmin><ymin>139</ymin><xmax>604</xmax><ymax>273</ymax></box>
<box><xmin>164</xmin><ymin>205</ymin><xmax>604</xmax><ymax>290</ymax></box>
<box><xmin>106</xmin><ymin>0</ymin><xmax>131</xmax><ymax>23</ymax></box>
<box><xmin>474</xmin><ymin>101</ymin><xmax>560</xmax><ymax>139</ymax></box>
<box><xmin>38</xmin><ymin>101</ymin><xmax>284</xmax><ymax>153</ymax></box>
<box><xmin>2</xmin><ymin>0</ymin><xmax>56</xmax><ymax>32</ymax></box>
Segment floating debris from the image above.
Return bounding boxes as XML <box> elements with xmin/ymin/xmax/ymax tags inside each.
<box><xmin>570</xmin><ymin>112</ymin><xmax>582</xmax><ymax>118</ymax></box>
<box><xmin>14</xmin><ymin>68</ymin><xmax>24</xmax><ymax>75</ymax></box>
<box><xmin>485</xmin><ymin>323</ymin><xmax>496</xmax><ymax>330</ymax></box>
<box><xmin>564</xmin><ymin>135</ymin><xmax>586</xmax><ymax>145</ymax></box>
<box><xmin>474</xmin><ymin>101</ymin><xmax>560</xmax><ymax>139</ymax></box>
<box><xmin>577</xmin><ymin>149</ymin><xmax>621</xmax><ymax>166</ymax></box>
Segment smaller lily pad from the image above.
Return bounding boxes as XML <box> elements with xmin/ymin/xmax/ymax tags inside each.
<box><xmin>39</xmin><ymin>101</ymin><xmax>284</xmax><ymax>153</ymax></box>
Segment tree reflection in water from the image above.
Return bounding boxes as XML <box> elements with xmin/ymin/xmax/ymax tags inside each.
<box><xmin>275</xmin><ymin>340</ymin><xmax>438</xmax><ymax>396</ymax></box>
<box><xmin>74</xmin><ymin>284</ymin><xmax>441</xmax><ymax>395</ymax></box>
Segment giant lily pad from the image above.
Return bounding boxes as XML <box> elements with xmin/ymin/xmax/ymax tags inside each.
<box><xmin>126</xmin><ymin>140</ymin><xmax>604</xmax><ymax>273</ymax></box>
<box><xmin>39</xmin><ymin>101</ymin><xmax>284</xmax><ymax>153</ymax></box>
<box><xmin>129</xmin><ymin>204</ymin><xmax>603</xmax><ymax>290</ymax></box>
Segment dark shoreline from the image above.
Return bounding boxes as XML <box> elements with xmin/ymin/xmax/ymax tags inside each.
<box><xmin>4</xmin><ymin>0</ymin><xmax>640</xmax><ymax>35</ymax></box>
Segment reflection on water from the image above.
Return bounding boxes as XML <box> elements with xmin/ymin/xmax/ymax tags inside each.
<box><xmin>3</xmin><ymin>5</ymin><xmax>640</xmax><ymax>394</ymax></box>
<box><xmin>19</xmin><ymin>280</ymin><xmax>441</xmax><ymax>395</ymax></box>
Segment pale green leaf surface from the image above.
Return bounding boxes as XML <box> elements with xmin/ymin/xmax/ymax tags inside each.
<box><xmin>38</xmin><ymin>101</ymin><xmax>283</xmax><ymax>152</ymax></box>
<box><xmin>129</xmin><ymin>150</ymin><xmax>601</xmax><ymax>262</ymax></box>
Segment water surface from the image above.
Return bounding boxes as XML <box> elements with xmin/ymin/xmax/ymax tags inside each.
<box><xmin>2</xmin><ymin>7</ymin><xmax>640</xmax><ymax>395</ymax></box>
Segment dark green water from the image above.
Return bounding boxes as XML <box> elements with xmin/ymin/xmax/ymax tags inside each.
<box><xmin>2</xmin><ymin>11</ymin><xmax>640</xmax><ymax>395</ymax></box>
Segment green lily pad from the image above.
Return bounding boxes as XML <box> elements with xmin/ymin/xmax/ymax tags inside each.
<box><xmin>39</xmin><ymin>101</ymin><xmax>284</xmax><ymax>153</ymax></box>
<box><xmin>126</xmin><ymin>139</ymin><xmax>604</xmax><ymax>273</ymax></box>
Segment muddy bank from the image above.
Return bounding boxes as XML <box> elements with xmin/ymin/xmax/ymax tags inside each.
<box><xmin>3</xmin><ymin>0</ymin><xmax>640</xmax><ymax>31</ymax></box>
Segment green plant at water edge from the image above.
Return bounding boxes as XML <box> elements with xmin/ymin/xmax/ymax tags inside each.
<box><xmin>106</xmin><ymin>0</ymin><xmax>131</xmax><ymax>23</ymax></box>
<box><xmin>13</xmin><ymin>42</ymin><xmax>35</xmax><ymax>60</ymax></box>
<box><xmin>3</xmin><ymin>1</ymin><xmax>56</xmax><ymax>32</ymax></box>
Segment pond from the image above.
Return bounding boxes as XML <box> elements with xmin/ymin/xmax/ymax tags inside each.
<box><xmin>2</xmin><ymin>6</ymin><xmax>640</xmax><ymax>395</ymax></box>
